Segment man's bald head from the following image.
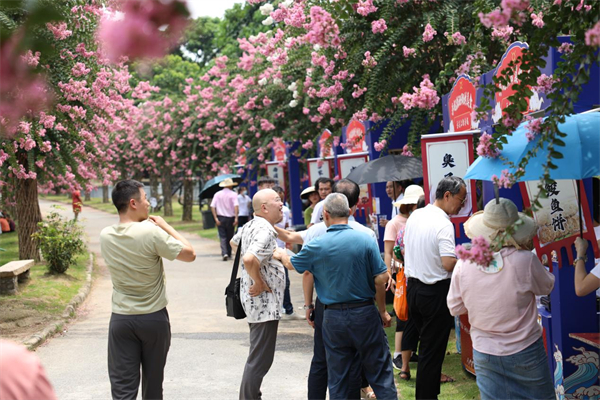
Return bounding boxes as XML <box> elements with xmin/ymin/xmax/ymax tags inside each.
<box><xmin>252</xmin><ymin>189</ymin><xmax>283</xmax><ymax>225</ymax></box>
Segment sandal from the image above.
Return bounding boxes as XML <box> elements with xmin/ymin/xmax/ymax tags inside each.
<box><xmin>440</xmin><ymin>373</ymin><xmax>455</xmax><ymax>383</ymax></box>
<box><xmin>361</xmin><ymin>386</ymin><xmax>376</xmax><ymax>399</ymax></box>
<box><xmin>399</xmin><ymin>370</ymin><xmax>411</xmax><ymax>381</ymax></box>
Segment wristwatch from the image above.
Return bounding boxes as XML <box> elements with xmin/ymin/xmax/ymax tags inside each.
<box><xmin>302</xmin><ymin>304</ymin><xmax>315</xmax><ymax>310</ymax></box>
<box><xmin>573</xmin><ymin>255</ymin><xmax>588</xmax><ymax>264</ymax></box>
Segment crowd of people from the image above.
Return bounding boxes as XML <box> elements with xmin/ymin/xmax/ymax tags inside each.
<box><xmin>3</xmin><ymin>175</ymin><xmax>599</xmax><ymax>400</ymax></box>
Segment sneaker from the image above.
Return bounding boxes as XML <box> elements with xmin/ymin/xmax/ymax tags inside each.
<box><xmin>392</xmin><ymin>355</ymin><xmax>402</xmax><ymax>371</ymax></box>
<box><xmin>282</xmin><ymin>312</ymin><xmax>304</xmax><ymax>320</ymax></box>
<box><xmin>222</xmin><ymin>255</ymin><xmax>229</xmax><ymax>261</ymax></box>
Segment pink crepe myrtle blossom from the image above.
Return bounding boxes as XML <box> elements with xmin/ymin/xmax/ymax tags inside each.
<box><xmin>373</xmin><ymin>140</ymin><xmax>387</xmax><ymax>152</ymax></box>
<box><xmin>585</xmin><ymin>21</ymin><xmax>600</xmax><ymax>47</ymax></box>
<box><xmin>98</xmin><ymin>0</ymin><xmax>189</xmax><ymax>63</ymax></box>
<box><xmin>558</xmin><ymin>42</ymin><xmax>574</xmax><ymax>54</ymax></box>
<box><xmin>362</xmin><ymin>51</ymin><xmax>377</xmax><ymax>68</ymax></box>
<box><xmin>530</xmin><ymin>12</ymin><xmax>544</xmax><ymax>28</ymax></box>
<box><xmin>402</xmin><ymin>46</ymin><xmax>416</xmax><ymax>57</ymax></box>
<box><xmin>302</xmin><ymin>140</ymin><xmax>314</xmax><ymax>149</ymax></box>
<box><xmin>444</xmin><ymin>31</ymin><xmax>466</xmax><ymax>45</ymax></box>
<box><xmin>524</xmin><ymin>116</ymin><xmax>543</xmax><ymax>142</ymax></box>
<box><xmin>422</xmin><ymin>23</ymin><xmax>437</xmax><ymax>42</ymax></box>
<box><xmin>456</xmin><ymin>236</ymin><xmax>495</xmax><ymax>267</ymax></box>
<box><xmin>479</xmin><ymin>0</ymin><xmax>530</xmax><ymax>29</ymax></box>
<box><xmin>46</xmin><ymin>22</ymin><xmax>72</xmax><ymax>40</ymax></box>
<box><xmin>401</xmin><ymin>144</ymin><xmax>414</xmax><ymax>157</ymax></box>
<box><xmin>20</xmin><ymin>50</ymin><xmax>41</xmax><ymax>67</ymax></box>
<box><xmin>352</xmin><ymin>85</ymin><xmax>367</xmax><ymax>98</ymax></box>
<box><xmin>492</xmin><ymin>169</ymin><xmax>515</xmax><ymax>189</ymax></box>
<box><xmin>371</xmin><ymin>19</ymin><xmax>387</xmax><ymax>34</ymax></box>
<box><xmin>491</xmin><ymin>26</ymin><xmax>514</xmax><ymax>41</ymax></box>
<box><xmin>356</xmin><ymin>0</ymin><xmax>378</xmax><ymax>16</ymax></box>
<box><xmin>477</xmin><ymin>133</ymin><xmax>500</xmax><ymax>158</ymax></box>
<box><xmin>398</xmin><ymin>75</ymin><xmax>439</xmax><ymax>110</ymax></box>
<box><xmin>72</xmin><ymin>62</ymin><xmax>91</xmax><ymax>77</ymax></box>
<box><xmin>534</xmin><ymin>74</ymin><xmax>558</xmax><ymax>94</ymax></box>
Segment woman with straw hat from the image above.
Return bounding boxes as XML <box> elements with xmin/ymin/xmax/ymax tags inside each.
<box><xmin>301</xmin><ymin>186</ymin><xmax>320</xmax><ymax>226</ymax></box>
<box><xmin>447</xmin><ymin>198</ymin><xmax>555</xmax><ymax>400</ymax></box>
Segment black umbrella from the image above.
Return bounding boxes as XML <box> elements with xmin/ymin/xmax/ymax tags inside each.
<box><xmin>199</xmin><ymin>174</ymin><xmax>243</xmax><ymax>200</ymax></box>
<box><xmin>345</xmin><ymin>155</ymin><xmax>423</xmax><ymax>185</ymax></box>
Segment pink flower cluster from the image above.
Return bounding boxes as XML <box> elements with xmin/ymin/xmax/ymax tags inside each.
<box><xmin>524</xmin><ymin>116</ymin><xmax>543</xmax><ymax>142</ymax></box>
<box><xmin>373</xmin><ymin>140</ymin><xmax>387</xmax><ymax>152</ymax></box>
<box><xmin>401</xmin><ymin>144</ymin><xmax>413</xmax><ymax>157</ymax></box>
<box><xmin>362</xmin><ymin>51</ymin><xmax>377</xmax><ymax>68</ymax></box>
<box><xmin>445</xmin><ymin>31</ymin><xmax>467</xmax><ymax>45</ymax></box>
<box><xmin>303</xmin><ymin>6</ymin><xmax>341</xmax><ymax>48</ymax></box>
<box><xmin>585</xmin><ymin>21</ymin><xmax>600</xmax><ymax>47</ymax></box>
<box><xmin>302</xmin><ymin>140</ymin><xmax>313</xmax><ymax>149</ymax></box>
<box><xmin>530</xmin><ymin>12</ymin><xmax>544</xmax><ymax>28</ymax></box>
<box><xmin>491</xmin><ymin>26</ymin><xmax>514</xmax><ymax>42</ymax></box>
<box><xmin>402</xmin><ymin>46</ymin><xmax>416</xmax><ymax>57</ymax></box>
<box><xmin>456</xmin><ymin>236</ymin><xmax>495</xmax><ymax>267</ymax></box>
<box><xmin>479</xmin><ymin>0</ymin><xmax>530</xmax><ymax>29</ymax></box>
<box><xmin>46</xmin><ymin>22</ymin><xmax>72</xmax><ymax>40</ymax></box>
<box><xmin>492</xmin><ymin>169</ymin><xmax>515</xmax><ymax>189</ymax></box>
<box><xmin>98</xmin><ymin>0</ymin><xmax>189</xmax><ymax>63</ymax></box>
<box><xmin>476</xmin><ymin>133</ymin><xmax>500</xmax><ymax>158</ymax></box>
<box><xmin>356</xmin><ymin>0</ymin><xmax>378</xmax><ymax>16</ymax></box>
<box><xmin>422</xmin><ymin>24</ymin><xmax>437</xmax><ymax>42</ymax></box>
<box><xmin>372</xmin><ymin>19</ymin><xmax>387</xmax><ymax>34</ymax></box>
<box><xmin>398</xmin><ymin>75</ymin><xmax>440</xmax><ymax>110</ymax></box>
<box><xmin>352</xmin><ymin>85</ymin><xmax>367</xmax><ymax>98</ymax></box>
<box><xmin>534</xmin><ymin>74</ymin><xmax>558</xmax><ymax>94</ymax></box>
<box><xmin>557</xmin><ymin>42</ymin><xmax>574</xmax><ymax>54</ymax></box>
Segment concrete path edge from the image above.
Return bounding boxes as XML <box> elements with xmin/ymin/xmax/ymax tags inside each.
<box><xmin>23</xmin><ymin>253</ymin><xmax>94</xmax><ymax>351</ymax></box>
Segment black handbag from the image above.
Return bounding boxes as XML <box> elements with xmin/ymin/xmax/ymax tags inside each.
<box><xmin>225</xmin><ymin>244</ymin><xmax>246</xmax><ymax>319</ymax></box>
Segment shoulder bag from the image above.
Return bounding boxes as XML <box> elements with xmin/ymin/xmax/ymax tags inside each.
<box><xmin>225</xmin><ymin>244</ymin><xmax>246</xmax><ymax>319</ymax></box>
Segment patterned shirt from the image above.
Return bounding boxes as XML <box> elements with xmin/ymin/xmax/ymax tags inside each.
<box><xmin>232</xmin><ymin>216</ymin><xmax>285</xmax><ymax>323</ymax></box>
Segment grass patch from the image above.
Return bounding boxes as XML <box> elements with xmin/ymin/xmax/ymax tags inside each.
<box><xmin>385</xmin><ymin>305</ymin><xmax>480</xmax><ymax>400</ymax></box>
<box><xmin>0</xmin><ymin>231</ymin><xmax>19</xmax><ymax>262</ymax></box>
<box><xmin>42</xmin><ymin>194</ymin><xmax>220</xmax><ymax>242</ymax></box>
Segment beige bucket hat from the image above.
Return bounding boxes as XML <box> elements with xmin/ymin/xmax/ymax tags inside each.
<box><xmin>219</xmin><ymin>178</ymin><xmax>238</xmax><ymax>188</ymax></box>
<box><xmin>393</xmin><ymin>185</ymin><xmax>425</xmax><ymax>207</ymax></box>
<box><xmin>464</xmin><ymin>198</ymin><xmax>537</xmax><ymax>249</ymax></box>
<box><xmin>301</xmin><ymin>186</ymin><xmax>316</xmax><ymax>200</ymax></box>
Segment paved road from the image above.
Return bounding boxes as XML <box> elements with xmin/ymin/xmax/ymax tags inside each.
<box><xmin>36</xmin><ymin>200</ymin><xmax>314</xmax><ymax>399</ymax></box>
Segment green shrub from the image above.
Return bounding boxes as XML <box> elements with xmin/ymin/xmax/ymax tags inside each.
<box><xmin>32</xmin><ymin>208</ymin><xmax>85</xmax><ymax>274</ymax></box>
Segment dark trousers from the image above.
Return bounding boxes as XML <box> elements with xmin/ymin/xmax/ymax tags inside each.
<box><xmin>322</xmin><ymin>305</ymin><xmax>397</xmax><ymax>400</ymax></box>
<box><xmin>308</xmin><ymin>298</ymin><xmax>362</xmax><ymax>400</ymax></box>
<box><xmin>217</xmin><ymin>216</ymin><xmax>235</xmax><ymax>257</ymax></box>
<box><xmin>240</xmin><ymin>320</ymin><xmax>279</xmax><ymax>400</ymax></box>
<box><xmin>238</xmin><ymin>215</ymin><xmax>250</xmax><ymax>228</ymax></box>
<box><xmin>400</xmin><ymin>317</ymin><xmax>419</xmax><ymax>352</ymax></box>
<box><xmin>283</xmin><ymin>268</ymin><xmax>293</xmax><ymax>314</ymax></box>
<box><xmin>108</xmin><ymin>308</ymin><xmax>171</xmax><ymax>400</ymax></box>
<box><xmin>407</xmin><ymin>278</ymin><xmax>454</xmax><ymax>400</ymax></box>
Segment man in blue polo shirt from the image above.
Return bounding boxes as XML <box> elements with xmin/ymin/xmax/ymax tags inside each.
<box><xmin>274</xmin><ymin>193</ymin><xmax>397</xmax><ymax>400</ymax></box>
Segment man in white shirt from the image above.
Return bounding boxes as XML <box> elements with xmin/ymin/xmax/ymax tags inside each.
<box><xmin>309</xmin><ymin>177</ymin><xmax>334</xmax><ymax>227</ymax></box>
<box><xmin>230</xmin><ymin>189</ymin><xmax>285</xmax><ymax>400</ymax></box>
<box><xmin>402</xmin><ymin>176</ymin><xmax>466</xmax><ymax>400</ymax></box>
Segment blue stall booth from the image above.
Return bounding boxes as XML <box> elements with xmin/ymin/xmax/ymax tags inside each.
<box><xmin>440</xmin><ymin>40</ymin><xmax>600</xmax><ymax>396</ymax></box>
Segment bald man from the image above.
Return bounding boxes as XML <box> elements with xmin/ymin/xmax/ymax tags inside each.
<box><xmin>230</xmin><ymin>189</ymin><xmax>285</xmax><ymax>400</ymax></box>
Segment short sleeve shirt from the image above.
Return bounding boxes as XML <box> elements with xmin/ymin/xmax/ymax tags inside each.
<box><xmin>232</xmin><ymin>217</ymin><xmax>286</xmax><ymax>323</ymax></box>
<box><xmin>310</xmin><ymin>200</ymin><xmax>325</xmax><ymax>224</ymax></box>
<box><xmin>100</xmin><ymin>220</ymin><xmax>184</xmax><ymax>315</ymax></box>
<box><xmin>290</xmin><ymin>224</ymin><xmax>386</xmax><ymax>305</ymax></box>
<box><xmin>403</xmin><ymin>204</ymin><xmax>455</xmax><ymax>283</ymax></box>
<box><xmin>211</xmin><ymin>188</ymin><xmax>239</xmax><ymax>217</ymax></box>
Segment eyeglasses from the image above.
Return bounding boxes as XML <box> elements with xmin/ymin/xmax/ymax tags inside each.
<box><xmin>456</xmin><ymin>195</ymin><xmax>468</xmax><ymax>205</ymax></box>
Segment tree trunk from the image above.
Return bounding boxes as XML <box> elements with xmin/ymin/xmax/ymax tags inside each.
<box><xmin>102</xmin><ymin>185</ymin><xmax>109</xmax><ymax>203</ymax></box>
<box><xmin>150</xmin><ymin>175</ymin><xmax>159</xmax><ymax>200</ymax></box>
<box><xmin>85</xmin><ymin>191</ymin><xmax>91</xmax><ymax>201</ymax></box>
<box><xmin>182</xmin><ymin>178</ymin><xmax>193</xmax><ymax>222</ymax></box>
<box><xmin>15</xmin><ymin>173</ymin><xmax>42</xmax><ymax>261</ymax></box>
<box><xmin>162</xmin><ymin>168</ymin><xmax>173</xmax><ymax>217</ymax></box>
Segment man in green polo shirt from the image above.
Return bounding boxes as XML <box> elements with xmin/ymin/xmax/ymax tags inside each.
<box><xmin>100</xmin><ymin>180</ymin><xmax>196</xmax><ymax>400</ymax></box>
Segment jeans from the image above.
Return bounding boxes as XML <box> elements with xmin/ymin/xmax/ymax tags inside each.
<box><xmin>473</xmin><ymin>337</ymin><xmax>554</xmax><ymax>400</ymax></box>
<box><xmin>322</xmin><ymin>304</ymin><xmax>397</xmax><ymax>400</ymax></box>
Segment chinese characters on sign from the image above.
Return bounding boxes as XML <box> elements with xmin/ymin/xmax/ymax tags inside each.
<box><xmin>307</xmin><ymin>158</ymin><xmax>332</xmax><ymax>185</ymax></box>
<box><xmin>266</xmin><ymin>163</ymin><xmax>285</xmax><ymax>187</ymax></box>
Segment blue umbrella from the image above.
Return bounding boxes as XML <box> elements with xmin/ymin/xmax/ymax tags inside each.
<box><xmin>465</xmin><ymin>111</ymin><xmax>600</xmax><ymax>182</ymax></box>
<box><xmin>199</xmin><ymin>174</ymin><xmax>243</xmax><ymax>199</ymax></box>
<box><xmin>465</xmin><ymin>110</ymin><xmax>600</xmax><ymax>236</ymax></box>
